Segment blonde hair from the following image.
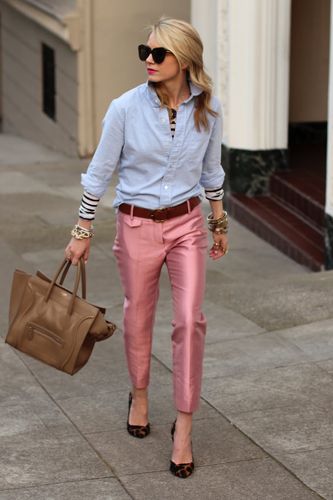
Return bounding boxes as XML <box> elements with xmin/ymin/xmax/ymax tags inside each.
<box><xmin>148</xmin><ymin>17</ymin><xmax>217</xmax><ymax>131</ymax></box>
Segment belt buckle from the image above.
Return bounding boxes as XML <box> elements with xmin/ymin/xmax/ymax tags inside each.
<box><xmin>151</xmin><ymin>208</ymin><xmax>168</xmax><ymax>223</ymax></box>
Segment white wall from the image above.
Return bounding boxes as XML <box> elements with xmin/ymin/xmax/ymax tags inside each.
<box><xmin>91</xmin><ymin>0</ymin><xmax>191</xmax><ymax>145</ymax></box>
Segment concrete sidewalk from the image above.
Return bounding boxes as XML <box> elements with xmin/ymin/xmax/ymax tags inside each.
<box><xmin>1</xmin><ymin>134</ymin><xmax>333</xmax><ymax>499</ymax></box>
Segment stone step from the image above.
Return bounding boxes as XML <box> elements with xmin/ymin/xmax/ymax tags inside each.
<box><xmin>227</xmin><ymin>193</ymin><xmax>325</xmax><ymax>271</ymax></box>
<box><xmin>270</xmin><ymin>170</ymin><xmax>325</xmax><ymax>230</ymax></box>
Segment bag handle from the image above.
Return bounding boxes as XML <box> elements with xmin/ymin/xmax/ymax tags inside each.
<box><xmin>59</xmin><ymin>259</ymin><xmax>87</xmax><ymax>298</ymax></box>
<box><xmin>45</xmin><ymin>258</ymin><xmax>86</xmax><ymax>315</ymax></box>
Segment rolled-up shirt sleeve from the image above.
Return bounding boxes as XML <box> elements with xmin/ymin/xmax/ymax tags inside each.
<box><xmin>81</xmin><ymin>99</ymin><xmax>125</xmax><ymax>198</ymax></box>
<box><xmin>199</xmin><ymin>100</ymin><xmax>225</xmax><ymax>192</ymax></box>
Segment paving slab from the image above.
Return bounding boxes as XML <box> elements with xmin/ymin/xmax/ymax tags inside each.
<box><xmin>119</xmin><ymin>458</ymin><xmax>321</xmax><ymax>500</ymax></box>
<box><xmin>0</xmin><ymin>242</ymin><xmax>25</xmax><ymax>334</ymax></box>
<box><xmin>202</xmin><ymin>362</ymin><xmax>333</xmax><ymax>414</ymax></box>
<box><xmin>277</xmin><ymin>448</ymin><xmax>333</xmax><ymax>500</ymax></box>
<box><xmin>0</xmin><ymin>403</ymin><xmax>46</xmax><ymax>437</ymax></box>
<box><xmin>207</xmin><ymin>270</ymin><xmax>333</xmax><ymax>331</ymax></box>
<box><xmin>0</xmin><ymin>343</ymin><xmax>78</xmax><ymax>437</ymax></box>
<box><xmin>203</xmin><ymin>332</ymin><xmax>308</xmax><ymax>380</ymax></box>
<box><xmin>316</xmin><ymin>358</ymin><xmax>333</xmax><ymax>374</ymax></box>
<box><xmin>2</xmin><ymin>139</ymin><xmax>333</xmax><ymax>498</ymax></box>
<box><xmin>0</xmin><ymin>134</ymin><xmax>70</xmax><ymax>164</ymax></box>
<box><xmin>0</xmin><ymin>478</ymin><xmax>131</xmax><ymax>500</ymax></box>
<box><xmin>276</xmin><ymin>318</ymin><xmax>333</xmax><ymax>361</ymax></box>
<box><xmin>0</xmin><ymin>430</ymin><xmax>113</xmax><ymax>489</ymax></box>
<box><xmin>86</xmin><ymin>417</ymin><xmax>266</xmax><ymax>477</ymax></box>
<box><xmin>0</xmin><ymin>171</ymin><xmax>55</xmax><ymax>195</ymax></box>
<box><xmin>229</xmin><ymin>404</ymin><xmax>333</xmax><ymax>454</ymax></box>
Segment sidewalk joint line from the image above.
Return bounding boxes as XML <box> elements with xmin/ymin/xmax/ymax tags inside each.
<box><xmin>200</xmin><ymin>395</ymin><xmax>326</xmax><ymax>499</ymax></box>
<box><xmin>150</xmin><ymin>354</ymin><xmax>325</xmax><ymax>498</ymax></box>
<box><xmin>0</xmin><ymin>475</ymin><xmax>117</xmax><ymax>494</ymax></box>
<box><xmin>14</xmin><ymin>355</ymin><xmax>136</xmax><ymax>500</ymax></box>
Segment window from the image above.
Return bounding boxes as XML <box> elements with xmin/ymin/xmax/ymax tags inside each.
<box><xmin>42</xmin><ymin>43</ymin><xmax>56</xmax><ymax>120</ymax></box>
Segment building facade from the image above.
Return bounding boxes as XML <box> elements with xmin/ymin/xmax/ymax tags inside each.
<box><xmin>0</xmin><ymin>0</ymin><xmax>332</xmax><ymax>269</ymax></box>
<box><xmin>0</xmin><ymin>0</ymin><xmax>190</xmax><ymax>156</ymax></box>
<box><xmin>192</xmin><ymin>0</ymin><xmax>333</xmax><ymax>270</ymax></box>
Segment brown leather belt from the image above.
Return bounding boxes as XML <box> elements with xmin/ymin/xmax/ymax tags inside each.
<box><xmin>118</xmin><ymin>197</ymin><xmax>201</xmax><ymax>222</ymax></box>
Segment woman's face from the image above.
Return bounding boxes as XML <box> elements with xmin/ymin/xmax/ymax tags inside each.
<box><xmin>144</xmin><ymin>33</ymin><xmax>181</xmax><ymax>84</ymax></box>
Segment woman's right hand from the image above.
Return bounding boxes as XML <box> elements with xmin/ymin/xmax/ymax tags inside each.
<box><xmin>65</xmin><ymin>237</ymin><xmax>91</xmax><ymax>266</ymax></box>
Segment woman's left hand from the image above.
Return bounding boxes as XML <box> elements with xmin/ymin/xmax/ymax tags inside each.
<box><xmin>209</xmin><ymin>233</ymin><xmax>229</xmax><ymax>260</ymax></box>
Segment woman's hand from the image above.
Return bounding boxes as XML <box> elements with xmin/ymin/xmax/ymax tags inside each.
<box><xmin>65</xmin><ymin>237</ymin><xmax>91</xmax><ymax>266</ymax></box>
<box><xmin>209</xmin><ymin>233</ymin><xmax>229</xmax><ymax>260</ymax></box>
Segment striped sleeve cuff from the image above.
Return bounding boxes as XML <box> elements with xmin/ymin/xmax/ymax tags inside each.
<box><xmin>204</xmin><ymin>186</ymin><xmax>224</xmax><ymax>201</ymax></box>
<box><xmin>78</xmin><ymin>191</ymin><xmax>100</xmax><ymax>221</ymax></box>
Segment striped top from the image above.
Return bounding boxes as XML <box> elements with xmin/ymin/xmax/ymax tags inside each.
<box><xmin>79</xmin><ymin>191</ymin><xmax>100</xmax><ymax>220</ymax></box>
<box><xmin>168</xmin><ymin>108</ymin><xmax>177</xmax><ymax>138</ymax></box>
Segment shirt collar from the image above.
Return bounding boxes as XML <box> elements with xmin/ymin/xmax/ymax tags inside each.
<box><xmin>145</xmin><ymin>80</ymin><xmax>203</xmax><ymax>107</ymax></box>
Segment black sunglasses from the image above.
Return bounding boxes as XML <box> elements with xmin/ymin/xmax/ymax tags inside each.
<box><xmin>138</xmin><ymin>44</ymin><xmax>172</xmax><ymax>64</ymax></box>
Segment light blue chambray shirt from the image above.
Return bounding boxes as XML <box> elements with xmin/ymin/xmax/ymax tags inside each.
<box><xmin>81</xmin><ymin>81</ymin><xmax>225</xmax><ymax>209</ymax></box>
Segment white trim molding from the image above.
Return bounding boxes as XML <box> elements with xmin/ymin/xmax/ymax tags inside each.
<box><xmin>76</xmin><ymin>0</ymin><xmax>95</xmax><ymax>157</ymax></box>
<box><xmin>326</xmin><ymin>3</ymin><xmax>333</xmax><ymax>218</ymax></box>
<box><xmin>216</xmin><ymin>0</ymin><xmax>229</xmax><ymax>145</ymax></box>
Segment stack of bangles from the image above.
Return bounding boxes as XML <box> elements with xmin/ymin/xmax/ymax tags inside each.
<box><xmin>71</xmin><ymin>224</ymin><xmax>94</xmax><ymax>240</ymax></box>
<box><xmin>207</xmin><ymin>210</ymin><xmax>229</xmax><ymax>234</ymax></box>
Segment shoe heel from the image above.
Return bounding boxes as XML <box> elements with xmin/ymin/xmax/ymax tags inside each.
<box><xmin>171</xmin><ymin>419</ymin><xmax>176</xmax><ymax>441</ymax></box>
<box><xmin>127</xmin><ymin>392</ymin><xmax>150</xmax><ymax>439</ymax></box>
<box><xmin>169</xmin><ymin>419</ymin><xmax>194</xmax><ymax>478</ymax></box>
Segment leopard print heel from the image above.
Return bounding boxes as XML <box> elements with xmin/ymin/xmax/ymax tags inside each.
<box><xmin>127</xmin><ymin>392</ymin><xmax>150</xmax><ymax>439</ymax></box>
<box><xmin>170</xmin><ymin>419</ymin><xmax>195</xmax><ymax>478</ymax></box>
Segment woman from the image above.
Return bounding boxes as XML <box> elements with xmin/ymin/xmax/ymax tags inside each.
<box><xmin>66</xmin><ymin>17</ymin><xmax>228</xmax><ymax>478</ymax></box>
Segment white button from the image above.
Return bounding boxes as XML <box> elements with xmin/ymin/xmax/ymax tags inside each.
<box><xmin>164</xmin><ymin>185</ymin><xmax>168</xmax><ymax>190</ymax></box>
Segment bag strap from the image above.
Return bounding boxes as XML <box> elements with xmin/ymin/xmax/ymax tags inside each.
<box><xmin>59</xmin><ymin>259</ymin><xmax>71</xmax><ymax>285</ymax></box>
<box><xmin>45</xmin><ymin>258</ymin><xmax>87</xmax><ymax>315</ymax></box>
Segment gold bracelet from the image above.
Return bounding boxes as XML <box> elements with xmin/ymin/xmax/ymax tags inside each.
<box><xmin>207</xmin><ymin>210</ymin><xmax>228</xmax><ymax>224</ymax></box>
<box><xmin>207</xmin><ymin>211</ymin><xmax>229</xmax><ymax>233</ymax></box>
<box><xmin>71</xmin><ymin>224</ymin><xmax>94</xmax><ymax>240</ymax></box>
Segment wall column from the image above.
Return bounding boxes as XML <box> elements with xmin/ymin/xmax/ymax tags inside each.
<box><xmin>192</xmin><ymin>0</ymin><xmax>292</xmax><ymax>195</ymax></box>
<box><xmin>224</xmin><ymin>0</ymin><xmax>292</xmax><ymax>194</ymax></box>
<box><xmin>325</xmin><ymin>1</ymin><xmax>333</xmax><ymax>268</ymax></box>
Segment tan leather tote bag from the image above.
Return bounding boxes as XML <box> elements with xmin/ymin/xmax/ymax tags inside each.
<box><xmin>6</xmin><ymin>258</ymin><xmax>116</xmax><ymax>375</ymax></box>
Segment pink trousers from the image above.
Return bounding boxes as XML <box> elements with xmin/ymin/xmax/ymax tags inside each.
<box><xmin>112</xmin><ymin>203</ymin><xmax>208</xmax><ymax>413</ymax></box>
